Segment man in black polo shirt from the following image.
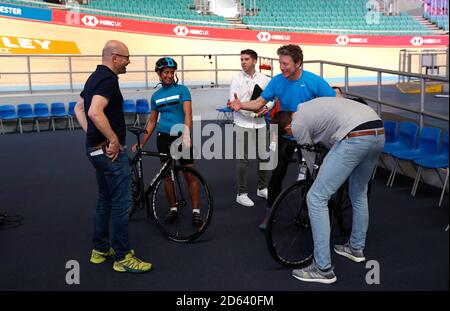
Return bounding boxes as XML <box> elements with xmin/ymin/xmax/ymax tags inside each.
<box><xmin>74</xmin><ymin>40</ymin><xmax>151</xmax><ymax>273</ymax></box>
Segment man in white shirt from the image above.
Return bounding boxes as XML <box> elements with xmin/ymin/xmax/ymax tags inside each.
<box><xmin>230</xmin><ymin>49</ymin><xmax>274</xmax><ymax>207</ymax></box>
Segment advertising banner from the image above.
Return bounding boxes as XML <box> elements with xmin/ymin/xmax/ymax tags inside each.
<box><xmin>0</xmin><ymin>3</ymin><xmax>51</xmax><ymax>22</ymax></box>
<box><xmin>18</xmin><ymin>9</ymin><xmax>450</xmax><ymax>48</ymax></box>
<box><xmin>0</xmin><ymin>35</ymin><xmax>81</xmax><ymax>54</ymax></box>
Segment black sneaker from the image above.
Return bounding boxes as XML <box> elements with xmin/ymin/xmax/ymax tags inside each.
<box><xmin>193</xmin><ymin>212</ymin><xmax>203</xmax><ymax>227</ymax></box>
<box><xmin>165</xmin><ymin>209</ymin><xmax>178</xmax><ymax>223</ymax></box>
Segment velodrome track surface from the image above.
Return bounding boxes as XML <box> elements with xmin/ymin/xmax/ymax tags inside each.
<box><xmin>0</xmin><ymin>124</ymin><xmax>448</xmax><ymax>291</ymax></box>
<box><xmin>0</xmin><ymin>16</ymin><xmax>424</xmax><ymax>83</ymax></box>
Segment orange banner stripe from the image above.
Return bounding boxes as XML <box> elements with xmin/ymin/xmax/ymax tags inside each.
<box><xmin>0</xmin><ymin>35</ymin><xmax>80</xmax><ymax>54</ymax></box>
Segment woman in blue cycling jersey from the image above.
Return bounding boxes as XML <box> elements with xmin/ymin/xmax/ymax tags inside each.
<box><xmin>132</xmin><ymin>57</ymin><xmax>201</xmax><ymax>226</ymax></box>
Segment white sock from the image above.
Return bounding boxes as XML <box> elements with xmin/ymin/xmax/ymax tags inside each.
<box><xmin>193</xmin><ymin>209</ymin><xmax>200</xmax><ymax>214</ymax></box>
<box><xmin>170</xmin><ymin>207</ymin><xmax>178</xmax><ymax>212</ymax></box>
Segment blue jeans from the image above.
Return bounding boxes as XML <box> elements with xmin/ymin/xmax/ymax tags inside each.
<box><xmin>306</xmin><ymin>135</ymin><xmax>385</xmax><ymax>270</ymax></box>
<box><xmin>87</xmin><ymin>150</ymin><xmax>131</xmax><ymax>261</ymax></box>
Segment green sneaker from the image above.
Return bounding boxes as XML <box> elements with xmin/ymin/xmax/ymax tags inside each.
<box><xmin>90</xmin><ymin>248</ymin><xmax>115</xmax><ymax>264</ymax></box>
<box><xmin>113</xmin><ymin>251</ymin><xmax>152</xmax><ymax>273</ymax></box>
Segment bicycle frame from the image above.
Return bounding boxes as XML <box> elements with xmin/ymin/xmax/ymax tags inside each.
<box><xmin>130</xmin><ymin>148</ymin><xmax>169</xmax><ymax>212</ymax></box>
<box><xmin>130</xmin><ymin>138</ymin><xmax>194</xmax><ymax>217</ymax></box>
<box><xmin>298</xmin><ymin>143</ymin><xmax>328</xmax><ymax>179</ymax></box>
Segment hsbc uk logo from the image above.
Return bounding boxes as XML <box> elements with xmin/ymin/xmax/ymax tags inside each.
<box><xmin>173</xmin><ymin>25</ymin><xmax>189</xmax><ymax>36</ymax></box>
<box><xmin>336</xmin><ymin>35</ymin><xmax>368</xmax><ymax>46</ymax></box>
<box><xmin>257</xmin><ymin>32</ymin><xmax>272</xmax><ymax>42</ymax></box>
<box><xmin>82</xmin><ymin>15</ymin><xmax>98</xmax><ymax>27</ymax></box>
<box><xmin>81</xmin><ymin>15</ymin><xmax>122</xmax><ymax>28</ymax></box>
<box><xmin>410</xmin><ymin>36</ymin><xmax>442</xmax><ymax>46</ymax></box>
<box><xmin>410</xmin><ymin>36</ymin><xmax>424</xmax><ymax>46</ymax></box>
<box><xmin>173</xmin><ymin>25</ymin><xmax>209</xmax><ymax>37</ymax></box>
<box><xmin>256</xmin><ymin>32</ymin><xmax>290</xmax><ymax>42</ymax></box>
<box><xmin>336</xmin><ymin>35</ymin><xmax>350</xmax><ymax>45</ymax></box>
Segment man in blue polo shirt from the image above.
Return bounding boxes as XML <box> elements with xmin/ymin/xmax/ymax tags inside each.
<box><xmin>74</xmin><ymin>40</ymin><xmax>151</xmax><ymax>273</ymax></box>
<box><xmin>229</xmin><ymin>44</ymin><xmax>336</xmax><ymax>230</ymax></box>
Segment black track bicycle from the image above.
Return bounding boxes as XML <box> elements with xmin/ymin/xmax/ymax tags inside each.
<box><xmin>266</xmin><ymin>143</ymin><xmax>363</xmax><ymax>268</ymax></box>
<box><xmin>127</xmin><ymin>126</ymin><xmax>213</xmax><ymax>242</ymax></box>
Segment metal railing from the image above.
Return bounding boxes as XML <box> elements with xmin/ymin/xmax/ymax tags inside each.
<box><xmin>316</xmin><ymin>59</ymin><xmax>449</xmax><ymax>128</ymax></box>
<box><xmin>259</xmin><ymin>56</ymin><xmax>448</xmax><ymax>128</ymax></box>
<box><xmin>0</xmin><ymin>53</ymin><xmax>243</xmax><ymax>92</ymax></box>
<box><xmin>399</xmin><ymin>49</ymin><xmax>449</xmax><ymax>82</ymax></box>
<box><xmin>0</xmin><ymin>53</ymin><xmax>448</xmax><ymax>128</ymax></box>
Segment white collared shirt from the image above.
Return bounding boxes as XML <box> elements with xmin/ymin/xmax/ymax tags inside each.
<box><xmin>229</xmin><ymin>70</ymin><xmax>273</xmax><ymax>129</ymax></box>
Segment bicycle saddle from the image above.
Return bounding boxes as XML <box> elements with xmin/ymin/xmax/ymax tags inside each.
<box><xmin>127</xmin><ymin>126</ymin><xmax>147</xmax><ymax>135</ymax></box>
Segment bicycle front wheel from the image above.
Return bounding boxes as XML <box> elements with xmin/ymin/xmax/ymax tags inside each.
<box><xmin>151</xmin><ymin>166</ymin><xmax>213</xmax><ymax>242</ymax></box>
<box><xmin>266</xmin><ymin>180</ymin><xmax>314</xmax><ymax>268</ymax></box>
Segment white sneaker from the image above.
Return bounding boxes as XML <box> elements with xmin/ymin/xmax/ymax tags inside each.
<box><xmin>236</xmin><ymin>193</ymin><xmax>254</xmax><ymax>207</ymax></box>
<box><xmin>257</xmin><ymin>188</ymin><xmax>268</xmax><ymax>200</ymax></box>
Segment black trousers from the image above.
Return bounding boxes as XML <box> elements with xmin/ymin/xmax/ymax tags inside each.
<box><xmin>267</xmin><ymin>136</ymin><xmax>302</xmax><ymax>208</ymax></box>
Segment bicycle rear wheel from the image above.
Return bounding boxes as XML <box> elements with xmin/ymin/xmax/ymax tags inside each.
<box><xmin>266</xmin><ymin>180</ymin><xmax>314</xmax><ymax>268</ymax></box>
<box><xmin>151</xmin><ymin>166</ymin><xmax>213</xmax><ymax>242</ymax></box>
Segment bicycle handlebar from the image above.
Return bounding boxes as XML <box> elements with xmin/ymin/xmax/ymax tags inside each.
<box><xmin>140</xmin><ymin>150</ymin><xmax>170</xmax><ymax>158</ymax></box>
<box><xmin>298</xmin><ymin>143</ymin><xmax>328</xmax><ymax>153</ymax></box>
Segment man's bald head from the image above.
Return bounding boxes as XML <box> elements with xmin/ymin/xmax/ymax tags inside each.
<box><xmin>101</xmin><ymin>40</ymin><xmax>130</xmax><ymax>75</ymax></box>
<box><xmin>102</xmin><ymin>40</ymin><xmax>128</xmax><ymax>60</ymax></box>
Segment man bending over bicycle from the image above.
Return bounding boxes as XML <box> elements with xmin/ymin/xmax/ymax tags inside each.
<box><xmin>271</xmin><ymin>97</ymin><xmax>385</xmax><ymax>284</ymax></box>
<box><xmin>132</xmin><ymin>57</ymin><xmax>201</xmax><ymax>226</ymax></box>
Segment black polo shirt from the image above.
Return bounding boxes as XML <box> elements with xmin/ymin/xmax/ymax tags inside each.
<box><xmin>80</xmin><ymin>65</ymin><xmax>126</xmax><ymax>148</ymax></box>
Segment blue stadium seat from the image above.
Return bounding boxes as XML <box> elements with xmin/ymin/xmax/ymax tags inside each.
<box><xmin>17</xmin><ymin>103</ymin><xmax>38</xmax><ymax>133</ymax></box>
<box><xmin>383</xmin><ymin>121</ymin><xmax>419</xmax><ymax>154</ymax></box>
<box><xmin>383</xmin><ymin>120</ymin><xmax>397</xmax><ymax>143</ymax></box>
<box><xmin>411</xmin><ymin>130</ymin><xmax>449</xmax><ymax>206</ymax></box>
<box><xmin>67</xmin><ymin>101</ymin><xmax>77</xmax><ymax>130</ymax></box>
<box><xmin>0</xmin><ymin>105</ymin><xmax>20</xmax><ymax>134</ymax></box>
<box><xmin>123</xmin><ymin>99</ymin><xmax>137</xmax><ymax>125</ymax></box>
<box><xmin>388</xmin><ymin>126</ymin><xmax>441</xmax><ymax>187</ymax></box>
<box><xmin>382</xmin><ymin>121</ymin><xmax>419</xmax><ymax>185</ymax></box>
<box><xmin>34</xmin><ymin>103</ymin><xmax>53</xmax><ymax>132</ymax></box>
<box><xmin>51</xmin><ymin>102</ymin><xmax>70</xmax><ymax>130</ymax></box>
